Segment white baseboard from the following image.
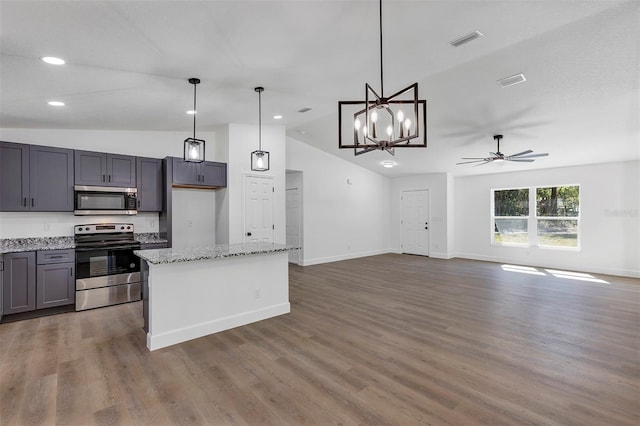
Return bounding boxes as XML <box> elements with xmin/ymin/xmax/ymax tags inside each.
<box><xmin>147</xmin><ymin>303</ymin><xmax>291</xmax><ymax>351</ymax></box>
<box><xmin>454</xmin><ymin>252</ymin><xmax>640</xmax><ymax>278</ymax></box>
<box><xmin>301</xmin><ymin>249</ymin><xmax>391</xmax><ymax>266</ymax></box>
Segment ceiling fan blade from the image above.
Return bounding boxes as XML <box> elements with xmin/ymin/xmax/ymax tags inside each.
<box><xmin>508</xmin><ymin>150</ymin><xmax>533</xmax><ymax>158</ymax></box>
<box><xmin>457</xmin><ymin>159</ymin><xmax>489</xmax><ymax>165</ymax></box>
<box><xmin>507</xmin><ymin>158</ymin><xmax>535</xmax><ymax>162</ymax></box>
<box><xmin>513</xmin><ymin>152</ymin><xmax>549</xmax><ymax>159</ymax></box>
<box><xmin>460</xmin><ymin>157</ymin><xmax>487</xmax><ymax>160</ymax></box>
<box><xmin>473</xmin><ymin>160</ymin><xmax>493</xmax><ymax>167</ymax></box>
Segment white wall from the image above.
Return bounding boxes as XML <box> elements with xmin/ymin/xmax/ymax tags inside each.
<box><xmin>0</xmin><ymin>211</ymin><xmax>158</xmax><ymax>238</ymax></box>
<box><xmin>286</xmin><ymin>137</ymin><xmax>391</xmax><ymax>265</ymax></box>
<box><xmin>0</xmin><ymin>127</ymin><xmax>216</xmax><ymax>159</ymax></box>
<box><xmin>389</xmin><ymin>173</ymin><xmax>453</xmax><ymax>258</ymax></box>
<box><xmin>218</xmin><ymin>123</ymin><xmax>286</xmax><ymax>245</ymax></box>
<box><xmin>454</xmin><ymin>160</ymin><xmax>640</xmax><ymax>277</ymax></box>
<box><xmin>171</xmin><ymin>188</ymin><xmax>216</xmax><ymax>248</ymax></box>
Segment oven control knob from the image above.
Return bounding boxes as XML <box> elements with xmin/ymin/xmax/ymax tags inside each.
<box><xmin>126</xmin><ymin>226</ymin><xmax>131</xmax><ymax>230</ymax></box>
<box><xmin>130</xmin><ymin>263</ymin><xmax>136</xmax><ymax>268</ymax></box>
<box><xmin>85</xmin><ymin>227</ymin><xmax>90</xmax><ymax>231</ymax></box>
<box><xmin>121</xmin><ymin>226</ymin><xmax>124</xmax><ymax>230</ymax></box>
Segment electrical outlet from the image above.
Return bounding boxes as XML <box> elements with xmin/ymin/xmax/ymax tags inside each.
<box><xmin>255</xmin><ymin>289</ymin><xmax>261</xmax><ymax>299</ymax></box>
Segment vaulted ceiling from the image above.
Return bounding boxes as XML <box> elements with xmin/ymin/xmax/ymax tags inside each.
<box><xmin>1</xmin><ymin>0</ymin><xmax>638</xmax><ymax>176</ymax></box>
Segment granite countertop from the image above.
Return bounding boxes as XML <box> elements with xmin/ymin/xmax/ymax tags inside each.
<box><xmin>0</xmin><ymin>233</ymin><xmax>168</xmax><ymax>254</ymax></box>
<box><xmin>135</xmin><ymin>233</ymin><xmax>169</xmax><ymax>245</ymax></box>
<box><xmin>0</xmin><ymin>236</ymin><xmax>75</xmax><ymax>254</ymax></box>
<box><xmin>134</xmin><ymin>242</ymin><xmax>298</xmax><ymax>265</ymax></box>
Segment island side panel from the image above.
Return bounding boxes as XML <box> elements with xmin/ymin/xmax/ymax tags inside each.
<box><xmin>146</xmin><ymin>251</ymin><xmax>290</xmax><ymax>350</ymax></box>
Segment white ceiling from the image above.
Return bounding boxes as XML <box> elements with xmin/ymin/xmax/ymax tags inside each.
<box><xmin>1</xmin><ymin>0</ymin><xmax>638</xmax><ymax>177</ymax></box>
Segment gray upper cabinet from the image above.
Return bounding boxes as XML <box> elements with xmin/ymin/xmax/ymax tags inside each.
<box><xmin>0</xmin><ymin>142</ymin><xmax>29</xmax><ymax>211</ymax></box>
<box><xmin>201</xmin><ymin>161</ymin><xmax>227</xmax><ymax>187</ymax></box>
<box><xmin>2</xmin><ymin>251</ymin><xmax>36</xmax><ymax>315</ymax></box>
<box><xmin>0</xmin><ymin>142</ymin><xmax>74</xmax><ymax>212</ymax></box>
<box><xmin>172</xmin><ymin>157</ymin><xmax>226</xmax><ymax>187</ymax></box>
<box><xmin>75</xmin><ymin>150</ymin><xmax>136</xmax><ymax>187</ymax></box>
<box><xmin>30</xmin><ymin>145</ymin><xmax>75</xmax><ymax>211</ymax></box>
<box><xmin>136</xmin><ymin>157</ymin><xmax>163</xmax><ymax>212</ymax></box>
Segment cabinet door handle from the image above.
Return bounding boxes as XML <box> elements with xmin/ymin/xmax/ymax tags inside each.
<box><xmin>70</xmin><ymin>268</ymin><xmax>73</xmax><ymax>277</ymax></box>
<box><xmin>23</xmin><ymin>197</ymin><xmax>27</xmax><ymax>207</ymax></box>
<box><xmin>137</xmin><ymin>200</ymin><xmax>141</xmax><ymax>208</ymax></box>
<box><xmin>50</xmin><ymin>255</ymin><xmax>65</xmax><ymax>259</ymax></box>
<box><xmin>108</xmin><ymin>175</ymin><xmax>111</xmax><ymax>182</ymax></box>
<box><xmin>102</xmin><ymin>174</ymin><xmax>106</xmax><ymax>182</ymax></box>
<box><xmin>31</xmin><ymin>198</ymin><xmax>34</xmax><ymax>207</ymax></box>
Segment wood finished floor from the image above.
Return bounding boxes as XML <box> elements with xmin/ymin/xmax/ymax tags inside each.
<box><xmin>1</xmin><ymin>254</ymin><xmax>639</xmax><ymax>425</ymax></box>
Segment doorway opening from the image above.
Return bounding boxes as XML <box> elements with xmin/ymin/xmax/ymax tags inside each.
<box><xmin>286</xmin><ymin>170</ymin><xmax>303</xmax><ymax>265</ymax></box>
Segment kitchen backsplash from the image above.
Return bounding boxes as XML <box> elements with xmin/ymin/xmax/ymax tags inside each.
<box><xmin>0</xmin><ymin>211</ymin><xmax>159</xmax><ymax>238</ymax></box>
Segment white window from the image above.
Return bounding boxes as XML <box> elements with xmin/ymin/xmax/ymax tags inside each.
<box><xmin>492</xmin><ymin>185</ymin><xmax>580</xmax><ymax>249</ymax></box>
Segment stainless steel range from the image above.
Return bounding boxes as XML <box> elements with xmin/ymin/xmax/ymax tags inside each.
<box><xmin>74</xmin><ymin>223</ymin><xmax>141</xmax><ymax>311</ymax></box>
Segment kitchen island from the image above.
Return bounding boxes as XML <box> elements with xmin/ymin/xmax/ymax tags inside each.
<box><xmin>134</xmin><ymin>242</ymin><xmax>295</xmax><ymax>351</ymax></box>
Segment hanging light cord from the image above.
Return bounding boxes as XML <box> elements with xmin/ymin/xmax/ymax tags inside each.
<box><xmin>258</xmin><ymin>89</ymin><xmax>262</xmax><ymax>151</ymax></box>
<box><xmin>192</xmin><ymin>82</ymin><xmax>197</xmax><ymax>139</ymax></box>
<box><xmin>379</xmin><ymin>0</ymin><xmax>384</xmax><ymax>97</ymax></box>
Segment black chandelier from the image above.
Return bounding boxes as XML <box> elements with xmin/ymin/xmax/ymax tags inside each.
<box><xmin>184</xmin><ymin>77</ymin><xmax>205</xmax><ymax>163</ymax></box>
<box><xmin>251</xmin><ymin>86</ymin><xmax>270</xmax><ymax>171</ymax></box>
<box><xmin>338</xmin><ymin>0</ymin><xmax>427</xmax><ymax>156</ymax></box>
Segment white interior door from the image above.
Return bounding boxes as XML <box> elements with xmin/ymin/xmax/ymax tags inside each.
<box><xmin>401</xmin><ymin>189</ymin><xmax>430</xmax><ymax>256</ymax></box>
<box><xmin>286</xmin><ymin>188</ymin><xmax>301</xmax><ymax>264</ymax></box>
<box><xmin>244</xmin><ymin>175</ymin><xmax>274</xmax><ymax>243</ymax></box>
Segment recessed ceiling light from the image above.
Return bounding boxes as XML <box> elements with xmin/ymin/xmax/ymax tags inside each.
<box><xmin>381</xmin><ymin>160</ymin><xmax>397</xmax><ymax>168</ymax></box>
<box><xmin>449</xmin><ymin>30</ymin><xmax>483</xmax><ymax>48</ymax></box>
<box><xmin>41</xmin><ymin>56</ymin><xmax>66</xmax><ymax>65</ymax></box>
<box><xmin>48</xmin><ymin>101</ymin><xmax>65</xmax><ymax>106</ymax></box>
<box><xmin>186</xmin><ymin>110</ymin><xmax>197</xmax><ymax>115</ymax></box>
<box><xmin>497</xmin><ymin>73</ymin><xmax>526</xmax><ymax>88</ymax></box>
<box><xmin>273</xmin><ymin>115</ymin><xmax>283</xmax><ymax>120</ymax></box>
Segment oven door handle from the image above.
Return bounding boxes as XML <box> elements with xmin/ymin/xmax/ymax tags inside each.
<box><xmin>75</xmin><ymin>245</ymin><xmax>140</xmax><ymax>252</ymax></box>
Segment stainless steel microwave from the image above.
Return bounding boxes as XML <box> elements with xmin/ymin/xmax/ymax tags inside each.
<box><xmin>74</xmin><ymin>186</ymin><xmax>137</xmax><ymax>215</ymax></box>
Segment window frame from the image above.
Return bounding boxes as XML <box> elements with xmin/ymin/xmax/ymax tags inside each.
<box><xmin>491</xmin><ymin>184</ymin><xmax>581</xmax><ymax>250</ymax></box>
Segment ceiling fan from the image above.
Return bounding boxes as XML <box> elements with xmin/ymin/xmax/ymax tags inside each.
<box><xmin>456</xmin><ymin>134</ymin><xmax>549</xmax><ymax>166</ymax></box>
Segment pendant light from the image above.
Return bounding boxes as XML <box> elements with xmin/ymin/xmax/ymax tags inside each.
<box><xmin>338</xmin><ymin>0</ymin><xmax>427</xmax><ymax>156</ymax></box>
<box><xmin>184</xmin><ymin>77</ymin><xmax>205</xmax><ymax>163</ymax></box>
<box><xmin>251</xmin><ymin>86</ymin><xmax>270</xmax><ymax>171</ymax></box>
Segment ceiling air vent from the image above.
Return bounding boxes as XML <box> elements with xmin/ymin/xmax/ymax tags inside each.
<box><xmin>497</xmin><ymin>73</ymin><xmax>527</xmax><ymax>88</ymax></box>
<box><xmin>298</xmin><ymin>107</ymin><xmax>312</xmax><ymax>113</ymax></box>
<box><xmin>449</xmin><ymin>30</ymin><xmax>483</xmax><ymax>47</ymax></box>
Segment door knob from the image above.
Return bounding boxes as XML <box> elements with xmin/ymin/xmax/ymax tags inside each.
<box><xmin>246</xmin><ymin>232</ymin><xmax>252</xmax><ymax>236</ymax></box>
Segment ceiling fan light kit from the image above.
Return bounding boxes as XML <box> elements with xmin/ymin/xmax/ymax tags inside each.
<box><xmin>457</xmin><ymin>134</ymin><xmax>549</xmax><ymax>166</ymax></box>
<box><xmin>338</xmin><ymin>0</ymin><xmax>427</xmax><ymax>156</ymax></box>
<box><xmin>183</xmin><ymin>77</ymin><xmax>205</xmax><ymax>163</ymax></box>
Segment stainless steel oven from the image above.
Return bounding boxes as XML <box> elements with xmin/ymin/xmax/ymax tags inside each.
<box><xmin>75</xmin><ymin>223</ymin><xmax>141</xmax><ymax>311</ymax></box>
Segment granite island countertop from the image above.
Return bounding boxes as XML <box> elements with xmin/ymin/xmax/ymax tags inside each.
<box><xmin>134</xmin><ymin>242</ymin><xmax>298</xmax><ymax>265</ymax></box>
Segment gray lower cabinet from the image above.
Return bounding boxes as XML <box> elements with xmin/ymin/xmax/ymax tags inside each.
<box><xmin>75</xmin><ymin>150</ymin><xmax>136</xmax><ymax>187</ymax></box>
<box><xmin>0</xmin><ymin>142</ymin><xmax>74</xmax><ymax>212</ymax></box>
<box><xmin>36</xmin><ymin>249</ymin><xmax>75</xmax><ymax>309</ymax></box>
<box><xmin>2</xmin><ymin>251</ymin><xmax>36</xmax><ymax>314</ymax></box>
<box><xmin>1</xmin><ymin>249</ymin><xmax>75</xmax><ymax>316</ymax></box>
<box><xmin>140</xmin><ymin>242</ymin><xmax>168</xmax><ymax>250</ymax></box>
<box><xmin>136</xmin><ymin>157</ymin><xmax>163</xmax><ymax>211</ymax></box>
